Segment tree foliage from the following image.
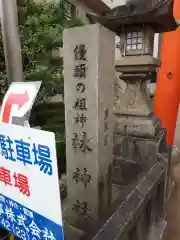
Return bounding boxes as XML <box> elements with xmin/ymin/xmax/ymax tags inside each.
<box><xmin>19</xmin><ymin>0</ymin><xmax>83</xmax><ymax>101</ymax></box>
<box><xmin>0</xmin><ymin>0</ymin><xmax>84</xmax><ymax>175</ymax></box>
<box><xmin>0</xmin><ymin>0</ymin><xmax>83</xmax><ymax>102</ymax></box>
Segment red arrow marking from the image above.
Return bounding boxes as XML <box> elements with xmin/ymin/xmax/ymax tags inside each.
<box><xmin>2</xmin><ymin>90</ymin><xmax>29</xmax><ymax>123</ymax></box>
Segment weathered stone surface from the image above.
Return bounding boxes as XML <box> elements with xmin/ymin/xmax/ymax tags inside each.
<box><xmin>113</xmin><ymin>53</ymin><xmax>165</xmax><ymax>187</ymax></box>
<box><xmin>63</xmin><ymin>24</ymin><xmax>115</xmax><ymax>231</ymax></box>
<box><xmin>114</xmin><ymin>134</ymin><xmax>163</xmax><ymax>160</ymax></box>
<box><xmin>82</xmin><ymin>156</ymin><xmax>166</xmax><ymax>240</ymax></box>
<box><xmin>113</xmin><ymin>131</ymin><xmax>166</xmax><ymax>186</ymax></box>
<box><xmin>114</xmin><ymin>79</ymin><xmax>152</xmax><ymax>116</ymax></box>
<box><xmin>112</xmin><ymin>159</ymin><xmax>142</xmax><ymax>185</ymax></box>
<box><xmin>115</xmin><ymin>55</ymin><xmax>160</xmax><ymax>73</ymax></box>
<box><xmin>115</xmin><ymin>116</ymin><xmax>161</xmax><ymax>138</ymax></box>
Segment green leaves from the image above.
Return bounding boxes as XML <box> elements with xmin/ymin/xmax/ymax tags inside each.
<box><xmin>18</xmin><ymin>0</ymin><xmax>83</xmax><ymax>101</ymax></box>
<box><xmin>0</xmin><ymin>0</ymin><xmax>83</xmax><ymax>102</ymax></box>
<box><xmin>0</xmin><ymin>0</ymin><xmax>84</xmax><ymax>172</ymax></box>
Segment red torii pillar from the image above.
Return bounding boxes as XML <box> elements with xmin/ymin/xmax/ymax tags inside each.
<box><xmin>155</xmin><ymin>3</ymin><xmax>180</xmax><ymax>239</ymax></box>
<box><xmin>154</xmin><ymin>0</ymin><xmax>180</xmax><ymax>146</ymax></box>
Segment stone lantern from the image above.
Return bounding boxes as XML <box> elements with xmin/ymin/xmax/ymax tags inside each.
<box><xmin>87</xmin><ymin>0</ymin><xmax>179</xmax><ymax>185</ymax></box>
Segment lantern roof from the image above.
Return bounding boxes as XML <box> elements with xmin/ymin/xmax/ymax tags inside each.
<box><xmin>87</xmin><ymin>0</ymin><xmax>179</xmax><ymax>34</ymax></box>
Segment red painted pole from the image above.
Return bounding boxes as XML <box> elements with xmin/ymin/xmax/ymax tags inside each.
<box><xmin>154</xmin><ymin>0</ymin><xmax>180</xmax><ymax>145</ymax></box>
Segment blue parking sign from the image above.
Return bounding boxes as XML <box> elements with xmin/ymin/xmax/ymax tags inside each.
<box><xmin>0</xmin><ymin>123</ymin><xmax>64</xmax><ymax>240</ymax></box>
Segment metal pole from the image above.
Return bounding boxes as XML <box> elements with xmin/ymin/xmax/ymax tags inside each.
<box><xmin>0</xmin><ymin>0</ymin><xmax>24</xmax><ymax>83</ymax></box>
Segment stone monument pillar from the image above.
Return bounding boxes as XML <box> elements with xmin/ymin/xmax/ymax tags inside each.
<box><xmin>63</xmin><ymin>24</ymin><xmax>115</xmax><ymax>231</ymax></box>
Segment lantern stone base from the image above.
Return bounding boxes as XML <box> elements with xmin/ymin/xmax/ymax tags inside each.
<box><xmin>113</xmin><ymin>114</ymin><xmax>164</xmax><ymax>186</ymax></box>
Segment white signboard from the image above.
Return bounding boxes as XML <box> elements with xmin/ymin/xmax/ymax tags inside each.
<box><xmin>0</xmin><ymin>123</ymin><xmax>64</xmax><ymax>240</ymax></box>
